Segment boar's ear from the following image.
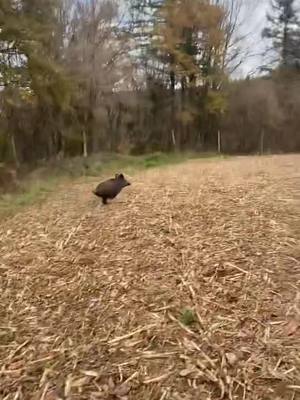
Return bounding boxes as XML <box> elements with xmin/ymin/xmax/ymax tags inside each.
<box><xmin>119</xmin><ymin>173</ymin><xmax>124</xmax><ymax>179</ymax></box>
<box><xmin>115</xmin><ymin>173</ymin><xmax>119</xmax><ymax>179</ymax></box>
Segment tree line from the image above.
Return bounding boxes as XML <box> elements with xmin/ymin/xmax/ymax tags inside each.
<box><xmin>0</xmin><ymin>0</ymin><xmax>300</xmax><ymax>168</ymax></box>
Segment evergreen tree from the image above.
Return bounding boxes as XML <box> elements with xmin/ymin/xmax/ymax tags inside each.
<box><xmin>0</xmin><ymin>0</ymin><xmax>71</xmax><ymax>162</ymax></box>
<box><xmin>127</xmin><ymin>0</ymin><xmax>163</xmax><ymax>70</ymax></box>
<box><xmin>262</xmin><ymin>0</ymin><xmax>300</xmax><ymax>71</ymax></box>
<box><xmin>0</xmin><ymin>0</ymin><xmax>70</xmax><ymax>105</ymax></box>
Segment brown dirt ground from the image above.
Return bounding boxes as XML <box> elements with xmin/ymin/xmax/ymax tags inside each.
<box><xmin>1</xmin><ymin>154</ymin><xmax>300</xmax><ymax>400</ymax></box>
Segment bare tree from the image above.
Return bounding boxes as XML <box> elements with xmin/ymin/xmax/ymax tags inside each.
<box><xmin>65</xmin><ymin>0</ymin><xmax>134</xmax><ymax>154</ymax></box>
<box><xmin>215</xmin><ymin>0</ymin><xmax>262</xmax><ymax>76</ymax></box>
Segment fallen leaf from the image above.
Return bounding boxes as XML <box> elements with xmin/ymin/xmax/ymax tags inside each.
<box><xmin>8</xmin><ymin>360</ymin><xmax>24</xmax><ymax>370</ymax></box>
<box><xmin>64</xmin><ymin>374</ymin><xmax>73</xmax><ymax>397</ymax></box>
<box><xmin>225</xmin><ymin>352</ymin><xmax>238</xmax><ymax>366</ymax></box>
<box><xmin>114</xmin><ymin>383</ymin><xmax>131</xmax><ymax>397</ymax></box>
<box><xmin>179</xmin><ymin>368</ymin><xmax>196</xmax><ymax>377</ymax></box>
<box><xmin>108</xmin><ymin>377</ymin><xmax>115</xmax><ymax>390</ymax></box>
<box><xmin>80</xmin><ymin>369</ymin><xmax>99</xmax><ymax>378</ymax></box>
<box><xmin>44</xmin><ymin>389</ymin><xmax>63</xmax><ymax>400</ymax></box>
<box><xmin>71</xmin><ymin>377</ymin><xmax>89</xmax><ymax>388</ymax></box>
<box><xmin>237</xmin><ymin>329</ymin><xmax>253</xmax><ymax>338</ymax></box>
<box><xmin>285</xmin><ymin>319</ymin><xmax>300</xmax><ymax>336</ymax></box>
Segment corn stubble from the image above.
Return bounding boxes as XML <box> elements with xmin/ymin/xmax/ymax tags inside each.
<box><xmin>0</xmin><ymin>155</ymin><xmax>300</xmax><ymax>399</ymax></box>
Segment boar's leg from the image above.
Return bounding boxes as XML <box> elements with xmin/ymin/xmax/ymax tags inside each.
<box><xmin>101</xmin><ymin>196</ymin><xmax>108</xmax><ymax>205</ymax></box>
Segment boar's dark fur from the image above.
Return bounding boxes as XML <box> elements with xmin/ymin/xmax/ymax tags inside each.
<box><xmin>93</xmin><ymin>173</ymin><xmax>131</xmax><ymax>204</ymax></box>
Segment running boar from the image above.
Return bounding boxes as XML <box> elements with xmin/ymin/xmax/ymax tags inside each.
<box><xmin>92</xmin><ymin>173</ymin><xmax>131</xmax><ymax>204</ymax></box>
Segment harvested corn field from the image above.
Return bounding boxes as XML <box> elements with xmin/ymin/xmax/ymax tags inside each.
<box><xmin>1</xmin><ymin>155</ymin><xmax>300</xmax><ymax>400</ymax></box>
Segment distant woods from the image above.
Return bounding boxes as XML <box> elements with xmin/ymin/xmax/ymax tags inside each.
<box><xmin>0</xmin><ymin>0</ymin><xmax>300</xmax><ymax>167</ymax></box>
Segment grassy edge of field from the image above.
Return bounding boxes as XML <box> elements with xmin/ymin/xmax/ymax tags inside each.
<box><xmin>0</xmin><ymin>152</ymin><xmax>229</xmax><ymax>219</ymax></box>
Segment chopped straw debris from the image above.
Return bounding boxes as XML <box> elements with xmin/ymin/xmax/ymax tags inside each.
<box><xmin>1</xmin><ymin>154</ymin><xmax>300</xmax><ymax>400</ymax></box>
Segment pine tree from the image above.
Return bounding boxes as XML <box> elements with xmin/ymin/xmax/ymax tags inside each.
<box><xmin>262</xmin><ymin>0</ymin><xmax>300</xmax><ymax>71</ymax></box>
<box><xmin>0</xmin><ymin>0</ymin><xmax>71</xmax><ymax>161</ymax></box>
<box><xmin>126</xmin><ymin>0</ymin><xmax>164</xmax><ymax>74</ymax></box>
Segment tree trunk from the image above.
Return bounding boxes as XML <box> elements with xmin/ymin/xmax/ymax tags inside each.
<box><xmin>82</xmin><ymin>129</ymin><xmax>88</xmax><ymax>158</ymax></box>
<box><xmin>217</xmin><ymin>130</ymin><xmax>221</xmax><ymax>153</ymax></box>
<box><xmin>259</xmin><ymin>128</ymin><xmax>265</xmax><ymax>155</ymax></box>
<box><xmin>10</xmin><ymin>132</ymin><xmax>20</xmax><ymax>167</ymax></box>
<box><xmin>171</xmin><ymin>129</ymin><xmax>176</xmax><ymax>148</ymax></box>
